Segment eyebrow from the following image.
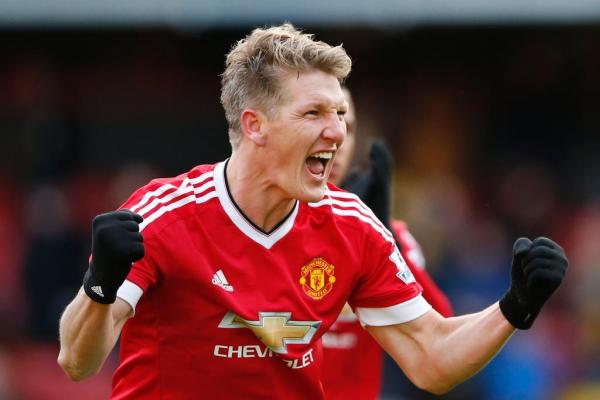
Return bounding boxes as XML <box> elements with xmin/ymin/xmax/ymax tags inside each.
<box><xmin>301</xmin><ymin>97</ymin><xmax>347</xmax><ymax>109</ymax></box>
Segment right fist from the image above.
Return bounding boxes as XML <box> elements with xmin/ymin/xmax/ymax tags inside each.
<box><xmin>83</xmin><ymin>210</ymin><xmax>145</xmax><ymax>304</ymax></box>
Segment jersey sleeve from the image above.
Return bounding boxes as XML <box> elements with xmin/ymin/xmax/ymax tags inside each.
<box><xmin>115</xmin><ymin>238</ymin><xmax>160</xmax><ymax>311</ymax></box>
<box><xmin>349</xmin><ymin>228</ymin><xmax>431</xmax><ymax>327</ymax></box>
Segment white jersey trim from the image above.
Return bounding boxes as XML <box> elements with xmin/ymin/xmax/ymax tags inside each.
<box><xmin>324</xmin><ymin>190</ymin><xmax>386</xmax><ymax>225</ymax></box>
<box><xmin>213</xmin><ymin>161</ymin><xmax>299</xmax><ymax>250</ymax></box>
<box><xmin>137</xmin><ymin>179</ymin><xmax>215</xmax><ymax>217</ymax></box>
<box><xmin>309</xmin><ymin>190</ymin><xmax>395</xmax><ymax>244</ymax></box>
<box><xmin>139</xmin><ymin>191</ymin><xmax>217</xmax><ymax>231</ymax></box>
<box><xmin>325</xmin><ymin>189</ymin><xmax>392</xmax><ymax>233</ymax></box>
<box><xmin>129</xmin><ymin>183</ymin><xmax>177</xmax><ymax>213</ymax></box>
<box><xmin>129</xmin><ymin>171</ymin><xmax>213</xmax><ymax>214</ymax></box>
<box><xmin>355</xmin><ymin>295</ymin><xmax>432</xmax><ymax>326</ymax></box>
<box><xmin>116</xmin><ymin>169</ymin><xmax>219</xmax><ymax>309</ymax></box>
<box><xmin>127</xmin><ymin>172</ymin><xmax>216</xmax><ymax>232</ymax></box>
<box><xmin>116</xmin><ymin>279</ymin><xmax>144</xmax><ymax>314</ymax></box>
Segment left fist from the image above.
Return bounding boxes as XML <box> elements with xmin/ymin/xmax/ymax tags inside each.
<box><xmin>499</xmin><ymin>237</ymin><xmax>568</xmax><ymax>329</ymax></box>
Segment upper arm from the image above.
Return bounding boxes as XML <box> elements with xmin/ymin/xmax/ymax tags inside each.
<box><xmin>366</xmin><ymin>304</ymin><xmax>515</xmax><ymax>395</ymax></box>
<box><xmin>366</xmin><ymin>308</ymin><xmax>446</xmax><ymax>390</ymax></box>
<box><xmin>367</xmin><ymin>307</ymin><xmax>442</xmax><ymax>361</ymax></box>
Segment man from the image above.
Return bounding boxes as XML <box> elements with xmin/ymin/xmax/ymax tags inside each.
<box><xmin>58</xmin><ymin>24</ymin><xmax>568</xmax><ymax>399</ymax></box>
<box><xmin>322</xmin><ymin>88</ymin><xmax>453</xmax><ymax>399</ymax></box>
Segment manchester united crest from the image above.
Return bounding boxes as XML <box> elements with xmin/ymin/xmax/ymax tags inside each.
<box><xmin>299</xmin><ymin>257</ymin><xmax>336</xmax><ymax>300</ymax></box>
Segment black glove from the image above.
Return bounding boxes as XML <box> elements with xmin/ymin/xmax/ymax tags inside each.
<box><xmin>499</xmin><ymin>237</ymin><xmax>568</xmax><ymax>329</ymax></box>
<box><xmin>343</xmin><ymin>139</ymin><xmax>392</xmax><ymax>229</ymax></box>
<box><xmin>83</xmin><ymin>210</ymin><xmax>145</xmax><ymax>304</ymax></box>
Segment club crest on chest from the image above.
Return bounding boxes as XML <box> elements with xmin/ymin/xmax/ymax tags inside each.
<box><xmin>299</xmin><ymin>257</ymin><xmax>336</xmax><ymax>300</ymax></box>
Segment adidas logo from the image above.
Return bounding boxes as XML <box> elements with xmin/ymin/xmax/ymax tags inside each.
<box><xmin>212</xmin><ymin>269</ymin><xmax>234</xmax><ymax>292</ymax></box>
<box><xmin>91</xmin><ymin>286</ymin><xmax>104</xmax><ymax>297</ymax></box>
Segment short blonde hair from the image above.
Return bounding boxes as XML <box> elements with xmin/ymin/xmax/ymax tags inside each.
<box><xmin>221</xmin><ymin>23</ymin><xmax>352</xmax><ymax>149</ymax></box>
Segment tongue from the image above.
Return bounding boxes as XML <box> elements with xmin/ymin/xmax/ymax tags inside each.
<box><xmin>306</xmin><ymin>158</ymin><xmax>325</xmax><ymax>175</ymax></box>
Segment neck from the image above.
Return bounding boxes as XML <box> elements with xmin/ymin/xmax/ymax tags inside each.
<box><xmin>226</xmin><ymin>151</ymin><xmax>296</xmax><ymax>233</ymax></box>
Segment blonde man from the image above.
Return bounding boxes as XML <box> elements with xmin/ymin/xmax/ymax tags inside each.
<box><xmin>58</xmin><ymin>24</ymin><xmax>567</xmax><ymax>399</ymax></box>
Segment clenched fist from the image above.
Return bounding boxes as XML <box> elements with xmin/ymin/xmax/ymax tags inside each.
<box><xmin>83</xmin><ymin>210</ymin><xmax>145</xmax><ymax>304</ymax></box>
<box><xmin>499</xmin><ymin>237</ymin><xmax>568</xmax><ymax>329</ymax></box>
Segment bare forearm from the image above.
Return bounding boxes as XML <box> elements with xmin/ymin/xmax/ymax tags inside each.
<box><xmin>371</xmin><ymin>236</ymin><xmax>567</xmax><ymax>394</ymax></box>
<box><xmin>430</xmin><ymin>303</ymin><xmax>515</xmax><ymax>392</ymax></box>
<box><xmin>58</xmin><ymin>288</ymin><xmax>120</xmax><ymax>380</ymax></box>
<box><xmin>369</xmin><ymin>304</ymin><xmax>514</xmax><ymax>394</ymax></box>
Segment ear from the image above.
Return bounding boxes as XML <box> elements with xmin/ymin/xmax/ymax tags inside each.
<box><xmin>240</xmin><ymin>108</ymin><xmax>267</xmax><ymax>146</ymax></box>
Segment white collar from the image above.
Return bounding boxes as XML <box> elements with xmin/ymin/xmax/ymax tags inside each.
<box><xmin>213</xmin><ymin>161</ymin><xmax>299</xmax><ymax>249</ymax></box>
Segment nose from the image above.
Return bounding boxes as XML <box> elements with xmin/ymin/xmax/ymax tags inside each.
<box><xmin>322</xmin><ymin>112</ymin><xmax>346</xmax><ymax>146</ymax></box>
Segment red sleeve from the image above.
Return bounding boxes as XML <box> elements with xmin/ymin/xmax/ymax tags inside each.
<box><xmin>116</xmin><ymin>165</ymin><xmax>213</xmax><ymax>293</ymax></box>
<box><xmin>349</xmin><ymin>229</ymin><xmax>422</xmax><ymax>309</ymax></box>
<box><xmin>392</xmin><ymin>220</ymin><xmax>454</xmax><ymax>317</ymax></box>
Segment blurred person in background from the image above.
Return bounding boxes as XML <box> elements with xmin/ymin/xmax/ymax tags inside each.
<box><xmin>23</xmin><ymin>184</ymin><xmax>85</xmax><ymax>339</ymax></box>
<box><xmin>322</xmin><ymin>87</ymin><xmax>453</xmax><ymax>399</ymax></box>
<box><xmin>56</xmin><ymin>23</ymin><xmax>568</xmax><ymax>399</ymax></box>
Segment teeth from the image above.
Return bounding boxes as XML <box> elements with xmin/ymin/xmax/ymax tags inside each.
<box><xmin>311</xmin><ymin>152</ymin><xmax>333</xmax><ymax>160</ymax></box>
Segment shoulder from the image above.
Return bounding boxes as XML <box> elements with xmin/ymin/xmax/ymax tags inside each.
<box><xmin>120</xmin><ymin>163</ymin><xmax>219</xmax><ymax>236</ymax></box>
<box><xmin>306</xmin><ymin>183</ymin><xmax>395</xmax><ymax>245</ymax></box>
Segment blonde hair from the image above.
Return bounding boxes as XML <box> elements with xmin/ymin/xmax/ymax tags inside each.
<box><xmin>220</xmin><ymin>23</ymin><xmax>352</xmax><ymax>149</ymax></box>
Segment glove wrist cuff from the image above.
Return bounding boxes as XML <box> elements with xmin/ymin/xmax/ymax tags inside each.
<box><xmin>83</xmin><ymin>266</ymin><xmax>118</xmax><ymax>304</ymax></box>
<box><xmin>499</xmin><ymin>290</ymin><xmax>538</xmax><ymax>330</ymax></box>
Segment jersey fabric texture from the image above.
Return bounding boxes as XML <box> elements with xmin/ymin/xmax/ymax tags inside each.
<box><xmin>321</xmin><ymin>220</ymin><xmax>454</xmax><ymax>400</ymax></box>
<box><xmin>110</xmin><ymin>161</ymin><xmax>430</xmax><ymax>400</ymax></box>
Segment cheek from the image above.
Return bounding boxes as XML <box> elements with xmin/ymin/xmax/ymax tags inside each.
<box><xmin>339</xmin><ymin>137</ymin><xmax>356</xmax><ymax>164</ymax></box>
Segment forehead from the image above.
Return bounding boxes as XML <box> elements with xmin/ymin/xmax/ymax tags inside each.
<box><xmin>280</xmin><ymin>70</ymin><xmax>346</xmax><ymax>108</ymax></box>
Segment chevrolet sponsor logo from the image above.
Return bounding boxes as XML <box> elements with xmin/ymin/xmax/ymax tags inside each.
<box><xmin>218</xmin><ymin>312</ymin><xmax>321</xmax><ymax>354</ymax></box>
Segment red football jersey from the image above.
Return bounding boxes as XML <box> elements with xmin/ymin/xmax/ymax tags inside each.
<box><xmin>110</xmin><ymin>161</ymin><xmax>430</xmax><ymax>399</ymax></box>
<box><xmin>321</xmin><ymin>220</ymin><xmax>453</xmax><ymax>400</ymax></box>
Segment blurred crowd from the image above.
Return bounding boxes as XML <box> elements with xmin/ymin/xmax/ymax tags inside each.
<box><xmin>0</xmin><ymin>25</ymin><xmax>599</xmax><ymax>399</ymax></box>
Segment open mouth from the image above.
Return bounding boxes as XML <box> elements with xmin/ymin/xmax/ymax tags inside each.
<box><xmin>305</xmin><ymin>151</ymin><xmax>333</xmax><ymax>179</ymax></box>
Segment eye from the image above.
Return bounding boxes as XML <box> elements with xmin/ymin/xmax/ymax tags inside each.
<box><xmin>305</xmin><ymin>110</ymin><xmax>319</xmax><ymax>117</ymax></box>
<box><xmin>337</xmin><ymin>110</ymin><xmax>346</xmax><ymax>120</ymax></box>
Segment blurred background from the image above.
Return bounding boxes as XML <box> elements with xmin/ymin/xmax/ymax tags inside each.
<box><xmin>1</xmin><ymin>1</ymin><xmax>600</xmax><ymax>399</ymax></box>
